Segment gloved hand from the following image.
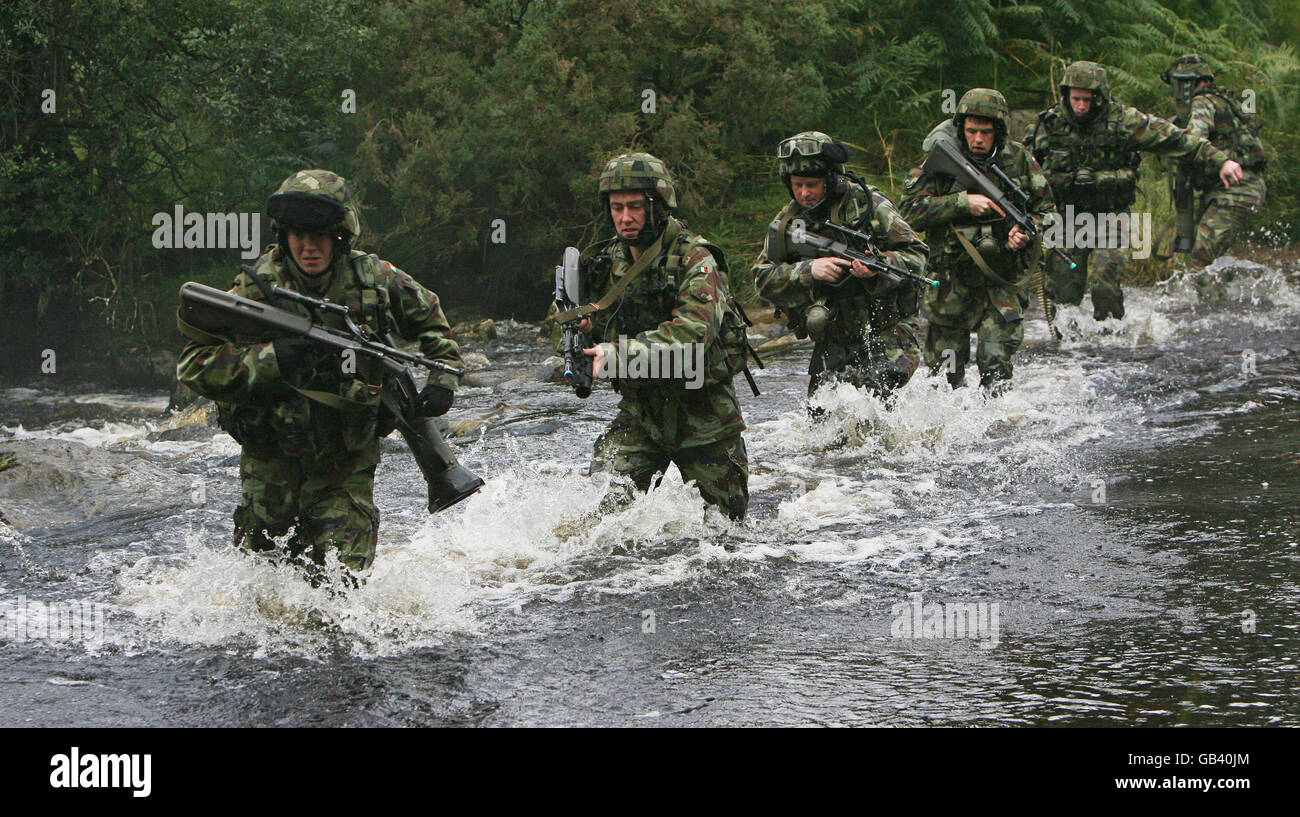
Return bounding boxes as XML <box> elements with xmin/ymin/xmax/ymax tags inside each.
<box><xmin>417</xmin><ymin>384</ymin><xmax>455</xmax><ymax>417</ymax></box>
<box><xmin>272</xmin><ymin>337</ymin><xmax>335</xmax><ymax>379</ymax></box>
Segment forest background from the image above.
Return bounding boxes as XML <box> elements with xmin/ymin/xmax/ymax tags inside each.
<box><xmin>3</xmin><ymin>0</ymin><xmax>1298</xmax><ymax>384</ymax></box>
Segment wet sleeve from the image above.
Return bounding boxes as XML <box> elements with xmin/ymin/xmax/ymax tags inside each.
<box><xmin>383</xmin><ymin>262</ymin><xmax>464</xmax><ymax>392</ymax></box>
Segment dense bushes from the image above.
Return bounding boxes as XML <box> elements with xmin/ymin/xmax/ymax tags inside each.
<box><xmin>2</xmin><ymin>0</ymin><xmax>1297</xmax><ymax>379</ymax></box>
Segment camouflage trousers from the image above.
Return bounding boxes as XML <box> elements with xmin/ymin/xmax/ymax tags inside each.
<box><xmin>924</xmin><ymin>267</ymin><xmax>1026</xmax><ymax>389</ymax></box>
<box><xmin>590</xmin><ymin>416</ymin><xmax>748</xmax><ymax>521</ymax></box>
<box><xmin>1047</xmin><ymin>245</ymin><xmax>1126</xmax><ymax>321</ymax></box>
<box><xmin>1191</xmin><ymin>173</ymin><xmax>1266</xmax><ymax>267</ymax></box>
<box><xmin>233</xmin><ymin>447</ymin><xmax>380</xmax><ymax>573</ymax></box>
<box><xmin>1045</xmin><ymin>214</ymin><xmax>1131</xmax><ymax>320</ymax></box>
<box><xmin>808</xmin><ymin>318</ymin><xmax>922</xmax><ymax>400</ymax></box>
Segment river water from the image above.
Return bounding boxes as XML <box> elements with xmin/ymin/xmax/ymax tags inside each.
<box><xmin>1</xmin><ymin>259</ymin><xmax>1296</xmax><ymax>726</ymax></box>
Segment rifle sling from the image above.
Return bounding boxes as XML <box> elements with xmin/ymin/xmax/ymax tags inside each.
<box><xmin>954</xmin><ymin>231</ymin><xmax>1019</xmax><ymax>288</ymax></box>
<box><xmin>553</xmin><ymin>218</ymin><xmax>681</xmax><ymax>323</ymax></box>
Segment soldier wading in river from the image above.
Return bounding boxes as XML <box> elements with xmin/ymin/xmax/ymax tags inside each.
<box><xmin>751</xmin><ymin>131</ymin><xmax>929</xmax><ymax>403</ymax></box>
<box><xmin>1161</xmin><ymin>54</ymin><xmax>1268</xmax><ymax>267</ymax></box>
<box><xmin>177</xmin><ymin>169</ymin><xmax>465</xmax><ymax>582</ymax></box>
<box><xmin>901</xmin><ymin>89</ymin><xmax>1056</xmax><ymax>392</ymax></box>
<box><xmin>1027</xmin><ymin>61</ymin><xmax>1243</xmax><ymax>321</ymax></box>
<box><xmin>574</xmin><ymin>152</ymin><xmax>751</xmax><ymax>520</ymax></box>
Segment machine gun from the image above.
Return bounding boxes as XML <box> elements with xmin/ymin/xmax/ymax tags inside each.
<box><xmin>177</xmin><ymin>271</ymin><xmax>483</xmax><ymax>513</ymax></box>
<box><xmin>552</xmin><ymin>246</ymin><xmax>593</xmax><ymax>398</ymax></box>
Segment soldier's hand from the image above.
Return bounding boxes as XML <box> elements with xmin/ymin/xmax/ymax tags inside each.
<box><xmin>1219</xmin><ymin>160</ymin><xmax>1243</xmax><ymax>188</ymax></box>
<box><xmin>967</xmin><ymin>194</ymin><xmax>1006</xmax><ymax>218</ymax></box>
<box><xmin>810</xmin><ymin>257</ymin><xmax>850</xmax><ymax>282</ymax></box>
<box><xmin>848</xmin><ymin>258</ymin><xmax>877</xmax><ymax>278</ymax></box>
<box><xmin>1007</xmin><ymin>226</ymin><xmax>1030</xmax><ymax>251</ymax></box>
<box><xmin>416</xmin><ymin>384</ymin><xmax>455</xmax><ymax>417</ymax></box>
<box><xmin>578</xmin><ymin>315</ymin><xmax>594</xmax><ymax>334</ymax></box>
<box><xmin>583</xmin><ymin>344</ymin><xmax>605</xmax><ymax>379</ymax></box>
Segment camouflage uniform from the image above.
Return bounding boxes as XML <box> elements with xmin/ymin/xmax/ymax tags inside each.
<box><xmin>583</xmin><ymin>153</ymin><xmax>749</xmax><ymax>520</ymax></box>
<box><xmin>751</xmin><ymin>132</ymin><xmax>929</xmax><ymax>399</ymax></box>
<box><xmin>1162</xmin><ymin>56</ymin><xmax>1268</xmax><ymax>266</ymax></box>
<box><xmin>177</xmin><ymin>170</ymin><xmax>463</xmax><ymax>573</ymax></box>
<box><xmin>1027</xmin><ymin>61</ymin><xmax>1232</xmax><ymax>319</ymax></box>
<box><xmin>901</xmin><ymin>90</ymin><xmax>1055</xmax><ymax>389</ymax></box>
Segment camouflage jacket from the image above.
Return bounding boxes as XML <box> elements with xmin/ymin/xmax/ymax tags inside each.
<box><xmin>1027</xmin><ymin>100</ymin><xmax>1229</xmax><ymax>212</ymax></box>
<box><xmin>177</xmin><ymin>246</ymin><xmax>463</xmax><ymax>461</ymax></box>
<box><xmin>585</xmin><ymin>218</ymin><xmax>744</xmax><ymax>447</ymax></box>
<box><xmin>1184</xmin><ymin>86</ymin><xmax>1267</xmax><ymax>186</ymax></box>
<box><xmin>899</xmin><ymin>136</ymin><xmax>1054</xmax><ymax>282</ymax></box>
<box><xmin>751</xmin><ymin>180</ymin><xmax>928</xmax><ymax>340</ymax></box>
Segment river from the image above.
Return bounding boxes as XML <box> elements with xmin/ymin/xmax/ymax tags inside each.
<box><xmin>1</xmin><ymin>258</ymin><xmax>1296</xmax><ymax>726</ymax></box>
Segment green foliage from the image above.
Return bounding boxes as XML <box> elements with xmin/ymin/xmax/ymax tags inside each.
<box><xmin>1</xmin><ymin>0</ymin><xmax>1297</xmax><ymax>380</ymax></box>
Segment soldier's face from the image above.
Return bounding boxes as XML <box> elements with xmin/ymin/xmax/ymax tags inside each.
<box><xmin>963</xmin><ymin>118</ymin><xmax>997</xmax><ymax>157</ymax></box>
<box><xmin>789</xmin><ymin>176</ymin><xmax>826</xmax><ymax>207</ymax></box>
<box><xmin>287</xmin><ymin>229</ymin><xmax>334</xmax><ymax>275</ymax></box>
<box><xmin>1068</xmin><ymin>88</ymin><xmax>1094</xmax><ymax>117</ymax></box>
<box><xmin>608</xmin><ymin>191</ymin><xmax>649</xmax><ymax>239</ymax></box>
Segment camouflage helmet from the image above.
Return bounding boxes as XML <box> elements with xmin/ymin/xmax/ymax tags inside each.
<box><xmin>1162</xmin><ymin>54</ymin><xmax>1214</xmax><ymax>83</ymax></box>
<box><xmin>267</xmin><ymin>169</ymin><xmax>362</xmax><ymax>237</ymax></box>
<box><xmin>1060</xmin><ymin>61</ymin><xmax>1111</xmax><ymax>100</ymax></box>
<box><xmin>954</xmin><ymin>89</ymin><xmax>1009</xmax><ymax>128</ymax></box>
<box><xmin>777</xmin><ymin>131</ymin><xmax>847</xmax><ymax>178</ymax></box>
<box><xmin>598</xmin><ymin>152</ymin><xmax>678</xmax><ymax>212</ymax></box>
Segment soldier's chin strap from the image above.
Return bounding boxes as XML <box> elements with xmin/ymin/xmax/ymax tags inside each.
<box><xmin>553</xmin><ymin>217</ymin><xmax>682</xmax><ymax>324</ymax></box>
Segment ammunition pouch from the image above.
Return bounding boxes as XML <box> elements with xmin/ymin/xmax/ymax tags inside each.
<box><xmin>804</xmin><ymin>300</ymin><xmax>835</xmax><ymax>339</ymax></box>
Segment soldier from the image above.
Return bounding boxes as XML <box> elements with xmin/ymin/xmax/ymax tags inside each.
<box><xmin>751</xmin><ymin>131</ymin><xmax>929</xmax><ymax>401</ymax></box>
<box><xmin>177</xmin><ymin>169</ymin><xmax>464</xmax><ymax>580</ymax></box>
<box><xmin>1027</xmin><ymin>61</ymin><xmax>1243</xmax><ymax>320</ymax></box>
<box><xmin>576</xmin><ymin>152</ymin><xmax>750</xmax><ymax>520</ymax></box>
<box><xmin>901</xmin><ymin>89</ymin><xmax>1055</xmax><ymax>391</ymax></box>
<box><xmin>1161</xmin><ymin>54</ymin><xmax>1268</xmax><ymax>266</ymax></box>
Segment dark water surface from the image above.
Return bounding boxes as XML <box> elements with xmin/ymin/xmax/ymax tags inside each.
<box><xmin>1</xmin><ymin>262</ymin><xmax>1296</xmax><ymax>726</ymax></box>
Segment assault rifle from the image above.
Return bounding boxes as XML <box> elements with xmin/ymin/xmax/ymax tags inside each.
<box><xmin>920</xmin><ymin>138</ymin><xmax>1077</xmax><ymax>270</ymax></box>
<box><xmin>552</xmin><ymin>246</ymin><xmax>593</xmax><ymax>398</ymax></box>
<box><xmin>177</xmin><ymin>271</ymin><xmax>484</xmax><ymax>513</ymax></box>
<box><xmin>784</xmin><ymin>219</ymin><xmax>939</xmax><ymax>289</ymax></box>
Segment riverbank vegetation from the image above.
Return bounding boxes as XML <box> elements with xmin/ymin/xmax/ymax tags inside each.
<box><xmin>3</xmin><ymin>0</ymin><xmax>1296</xmax><ymax>383</ymax></box>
